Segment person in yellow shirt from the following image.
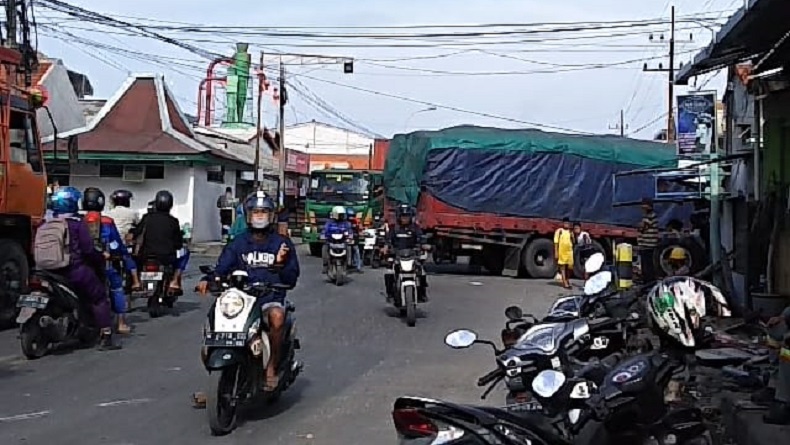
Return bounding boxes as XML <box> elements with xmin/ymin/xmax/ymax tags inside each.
<box><xmin>554</xmin><ymin>217</ymin><xmax>574</xmax><ymax>289</ymax></box>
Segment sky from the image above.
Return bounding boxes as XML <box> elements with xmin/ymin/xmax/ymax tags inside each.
<box><xmin>33</xmin><ymin>0</ymin><xmax>741</xmax><ymax>140</ymax></box>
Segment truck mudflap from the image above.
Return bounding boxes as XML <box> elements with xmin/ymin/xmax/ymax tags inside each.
<box><xmin>503</xmin><ymin>244</ymin><xmax>524</xmax><ymax>277</ymax></box>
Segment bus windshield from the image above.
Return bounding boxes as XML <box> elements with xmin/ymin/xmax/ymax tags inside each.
<box><xmin>309</xmin><ymin>172</ymin><xmax>370</xmax><ymax>203</ymax></box>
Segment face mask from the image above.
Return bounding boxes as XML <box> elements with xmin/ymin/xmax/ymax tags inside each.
<box><xmin>250</xmin><ymin>216</ymin><xmax>270</xmax><ymax>229</ymax></box>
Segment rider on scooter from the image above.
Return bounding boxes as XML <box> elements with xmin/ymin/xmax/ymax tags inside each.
<box><xmin>346</xmin><ymin>208</ymin><xmax>363</xmax><ymax>273</ymax></box>
<box><xmin>321</xmin><ymin>206</ymin><xmax>352</xmax><ymax>274</ymax></box>
<box><xmin>385</xmin><ymin>204</ymin><xmax>428</xmax><ymax>301</ymax></box>
<box><xmin>197</xmin><ymin>191</ymin><xmax>300</xmax><ymax>391</ymax></box>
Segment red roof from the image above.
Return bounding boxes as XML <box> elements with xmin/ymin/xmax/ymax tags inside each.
<box><xmin>42</xmin><ymin>74</ymin><xmax>247</xmax><ymax>164</ymax></box>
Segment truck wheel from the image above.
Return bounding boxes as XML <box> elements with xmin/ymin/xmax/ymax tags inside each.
<box><xmin>0</xmin><ymin>240</ymin><xmax>29</xmax><ymax>327</ymax></box>
<box><xmin>522</xmin><ymin>238</ymin><xmax>556</xmax><ymax>279</ymax></box>
<box><xmin>309</xmin><ymin>243</ymin><xmax>322</xmax><ymax>258</ymax></box>
<box><xmin>573</xmin><ymin>241</ymin><xmax>605</xmax><ymax>279</ymax></box>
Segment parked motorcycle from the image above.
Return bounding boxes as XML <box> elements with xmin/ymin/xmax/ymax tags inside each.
<box><xmin>199</xmin><ymin>265</ymin><xmax>302</xmax><ymax>436</ymax></box>
<box><xmin>326</xmin><ymin>232</ymin><xmax>351</xmax><ymax>286</ymax></box>
<box><xmin>386</xmin><ymin>248</ymin><xmax>427</xmax><ymax>327</ymax></box>
<box><xmin>16</xmin><ymin>270</ymin><xmax>99</xmax><ymax>359</ymax></box>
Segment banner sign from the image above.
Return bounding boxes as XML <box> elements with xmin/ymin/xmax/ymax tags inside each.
<box><xmin>676</xmin><ymin>91</ymin><xmax>717</xmax><ymax>156</ymax></box>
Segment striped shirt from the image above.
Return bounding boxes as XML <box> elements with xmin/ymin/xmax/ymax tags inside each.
<box><xmin>638</xmin><ymin>211</ymin><xmax>659</xmax><ymax>248</ymax></box>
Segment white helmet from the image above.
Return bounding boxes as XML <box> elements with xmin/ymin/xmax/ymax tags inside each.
<box><xmin>646</xmin><ymin>276</ymin><xmax>731</xmax><ymax>348</ymax></box>
<box><xmin>331</xmin><ymin>206</ymin><xmax>346</xmax><ymax>220</ymax></box>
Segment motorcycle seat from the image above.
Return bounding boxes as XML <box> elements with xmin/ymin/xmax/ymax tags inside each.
<box><xmin>474</xmin><ymin>406</ymin><xmax>560</xmax><ymax>441</ymax></box>
<box><xmin>33</xmin><ymin>269</ymin><xmax>71</xmax><ymax>285</ymax></box>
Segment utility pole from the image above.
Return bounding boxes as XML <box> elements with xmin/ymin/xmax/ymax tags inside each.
<box><xmin>609</xmin><ymin>110</ymin><xmax>628</xmax><ymax>137</ymax></box>
<box><xmin>642</xmin><ymin>6</ymin><xmax>691</xmax><ymax>144</ymax></box>
<box><xmin>278</xmin><ymin>58</ymin><xmax>286</xmax><ymax>207</ymax></box>
<box><xmin>5</xmin><ymin>0</ymin><xmax>18</xmax><ymax>48</ymax></box>
<box><xmin>253</xmin><ymin>51</ymin><xmax>264</xmax><ymax>189</ymax></box>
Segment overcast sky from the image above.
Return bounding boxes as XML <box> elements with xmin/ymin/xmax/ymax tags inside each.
<box><xmin>35</xmin><ymin>0</ymin><xmax>739</xmax><ymax>140</ymax></box>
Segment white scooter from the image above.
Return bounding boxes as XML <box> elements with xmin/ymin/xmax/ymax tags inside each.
<box><xmin>362</xmin><ymin>228</ymin><xmax>377</xmax><ymax>267</ymax></box>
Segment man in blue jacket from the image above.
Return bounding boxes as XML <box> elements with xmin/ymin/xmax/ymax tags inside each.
<box><xmin>197</xmin><ymin>191</ymin><xmax>299</xmax><ymax>391</ymax></box>
<box><xmin>321</xmin><ymin>205</ymin><xmax>352</xmax><ymax>273</ymax></box>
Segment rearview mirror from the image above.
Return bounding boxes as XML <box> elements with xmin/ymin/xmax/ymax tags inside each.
<box><xmin>504</xmin><ymin>306</ymin><xmax>524</xmax><ymax>321</ymax></box>
<box><xmin>584</xmin><ymin>271</ymin><xmax>613</xmax><ymax>295</ymax></box>
<box><xmin>444</xmin><ymin>329</ymin><xmax>478</xmax><ymax>349</ymax></box>
<box><xmin>199</xmin><ymin>265</ymin><xmax>215</xmax><ymax>274</ymax></box>
<box><xmin>584</xmin><ymin>252</ymin><xmax>605</xmax><ymax>274</ymax></box>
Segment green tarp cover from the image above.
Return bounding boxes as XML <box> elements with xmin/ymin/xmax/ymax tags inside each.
<box><xmin>383</xmin><ymin>125</ymin><xmax>679</xmax><ymax>206</ymax></box>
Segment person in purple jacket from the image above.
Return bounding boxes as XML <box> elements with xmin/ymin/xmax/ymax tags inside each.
<box><xmin>47</xmin><ymin>187</ymin><xmax>120</xmax><ymax>350</ymax></box>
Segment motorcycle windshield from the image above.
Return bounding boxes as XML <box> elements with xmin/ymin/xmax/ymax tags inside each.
<box><xmin>513</xmin><ymin>323</ymin><xmax>564</xmax><ymax>354</ymax></box>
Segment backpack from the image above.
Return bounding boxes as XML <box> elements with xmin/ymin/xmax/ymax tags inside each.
<box><xmin>34</xmin><ymin>218</ymin><xmax>71</xmax><ymax>270</ymax></box>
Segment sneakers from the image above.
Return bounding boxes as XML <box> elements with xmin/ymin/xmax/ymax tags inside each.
<box><xmin>98</xmin><ymin>330</ymin><xmax>122</xmax><ymax>351</ymax></box>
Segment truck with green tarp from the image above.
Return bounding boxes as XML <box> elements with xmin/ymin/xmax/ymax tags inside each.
<box><xmin>382</xmin><ymin>125</ymin><xmax>695</xmax><ymax>277</ymax></box>
<box><xmin>302</xmin><ymin>168</ymin><xmax>385</xmax><ymax>257</ymax></box>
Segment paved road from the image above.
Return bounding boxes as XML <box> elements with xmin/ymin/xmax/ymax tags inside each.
<box><xmin>0</xmin><ymin>248</ymin><xmax>568</xmax><ymax>445</ymax></box>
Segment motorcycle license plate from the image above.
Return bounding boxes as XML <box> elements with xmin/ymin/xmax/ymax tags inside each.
<box><xmin>140</xmin><ymin>272</ymin><xmax>163</xmax><ymax>281</ymax></box>
<box><xmin>329</xmin><ymin>243</ymin><xmax>345</xmax><ymax>249</ymax></box>
<box><xmin>16</xmin><ymin>307</ymin><xmax>37</xmax><ymax>324</ymax></box>
<box><xmin>204</xmin><ymin>332</ymin><xmax>247</xmax><ymax>347</ymax></box>
<box><xmin>17</xmin><ymin>293</ymin><xmax>49</xmax><ymax>309</ymax></box>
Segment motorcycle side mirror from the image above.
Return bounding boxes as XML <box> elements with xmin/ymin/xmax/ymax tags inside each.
<box><xmin>504</xmin><ymin>306</ymin><xmax>524</xmax><ymax>321</ymax></box>
<box><xmin>584</xmin><ymin>252</ymin><xmax>605</xmax><ymax>274</ymax></box>
<box><xmin>444</xmin><ymin>329</ymin><xmax>478</xmax><ymax>349</ymax></box>
<box><xmin>200</xmin><ymin>265</ymin><xmax>215</xmax><ymax>274</ymax></box>
<box><xmin>583</xmin><ymin>271</ymin><xmax>613</xmax><ymax>296</ymax></box>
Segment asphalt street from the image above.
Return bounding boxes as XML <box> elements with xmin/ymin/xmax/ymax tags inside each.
<box><xmin>0</xmin><ymin>247</ymin><xmax>568</xmax><ymax>445</ymax></box>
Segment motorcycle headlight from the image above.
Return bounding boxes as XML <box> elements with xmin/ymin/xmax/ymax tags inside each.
<box><xmin>531</xmin><ymin>369</ymin><xmax>566</xmax><ymax>398</ymax></box>
<box><xmin>400</xmin><ymin>259</ymin><xmax>415</xmax><ymax>272</ymax></box>
<box><xmin>218</xmin><ymin>291</ymin><xmax>245</xmax><ymax>319</ymax></box>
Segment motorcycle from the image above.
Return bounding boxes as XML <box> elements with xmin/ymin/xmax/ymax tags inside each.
<box><xmin>16</xmin><ymin>270</ymin><xmax>100</xmax><ymax>359</ymax></box>
<box><xmin>387</xmin><ymin>248</ymin><xmax>427</xmax><ymax>327</ymax></box>
<box><xmin>362</xmin><ymin>228</ymin><xmax>378</xmax><ymax>267</ymax></box>
<box><xmin>199</xmin><ymin>265</ymin><xmax>302</xmax><ymax>436</ymax></box>
<box><xmin>392</xmin><ymin>347</ymin><xmax>711</xmax><ymax>445</ymax></box>
<box><xmin>326</xmin><ymin>231</ymin><xmax>351</xmax><ymax>286</ymax></box>
<box><xmin>138</xmin><ymin>254</ymin><xmax>181</xmax><ymax>318</ymax></box>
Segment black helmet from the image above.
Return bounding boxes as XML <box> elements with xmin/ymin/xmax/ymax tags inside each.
<box><xmin>154</xmin><ymin>190</ymin><xmax>173</xmax><ymax>212</ymax></box>
<box><xmin>110</xmin><ymin>189</ymin><xmax>133</xmax><ymax>207</ymax></box>
<box><xmin>82</xmin><ymin>187</ymin><xmax>106</xmax><ymax>212</ymax></box>
<box><xmin>397</xmin><ymin>204</ymin><xmax>414</xmax><ymax>218</ymax></box>
<box><xmin>147</xmin><ymin>200</ymin><xmax>155</xmax><ymax>213</ymax></box>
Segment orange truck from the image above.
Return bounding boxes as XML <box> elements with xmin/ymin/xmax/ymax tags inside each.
<box><xmin>0</xmin><ymin>3</ymin><xmax>55</xmax><ymax>325</ymax></box>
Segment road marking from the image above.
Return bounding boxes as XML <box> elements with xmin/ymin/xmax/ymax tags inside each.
<box><xmin>0</xmin><ymin>410</ymin><xmax>51</xmax><ymax>422</ymax></box>
<box><xmin>469</xmin><ymin>281</ymin><xmax>484</xmax><ymax>286</ymax></box>
<box><xmin>96</xmin><ymin>398</ymin><xmax>152</xmax><ymax>408</ymax></box>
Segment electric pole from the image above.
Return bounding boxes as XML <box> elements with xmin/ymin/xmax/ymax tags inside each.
<box><xmin>265</xmin><ymin>52</ymin><xmax>353</xmax><ymax>207</ymax></box>
<box><xmin>609</xmin><ymin>110</ymin><xmax>628</xmax><ymax>137</ymax></box>
<box><xmin>642</xmin><ymin>6</ymin><xmax>691</xmax><ymax>144</ymax></box>
<box><xmin>253</xmin><ymin>51</ymin><xmax>264</xmax><ymax>189</ymax></box>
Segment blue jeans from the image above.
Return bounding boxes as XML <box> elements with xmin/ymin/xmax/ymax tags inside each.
<box><xmin>106</xmin><ymin>266</ymin><xmax>126</xmax><ymax>315</ymax></box>
<box><xmin>351</xmin><ymin>245</ymin><xmax>362</xmax><ymax>271</ymax></box>
<box><xmin>175</xmin><ymin>248</ymin><xmax>190</xmax><ymax>272</ymax></box>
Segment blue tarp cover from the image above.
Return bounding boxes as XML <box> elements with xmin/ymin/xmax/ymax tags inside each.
<box><xmin>384</xmin><ymin>126</ymin><xmax>690</xmax><ymax>228</ymax></box>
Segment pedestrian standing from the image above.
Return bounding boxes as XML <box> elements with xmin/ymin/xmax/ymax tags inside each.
<box><xmin>573</xmin><ymin>222</ymin><xmax>593</xmax><ymax>279</ymax></box>
<box><xmin>216</xmin><ymin>187</ymin><xmax>237</xmax><ymax>243</ymax></box>
<box><xmin>638</xmin><ymin>198</ymin><xmax>660</xmax><ymax>283</ymax></box>
<box><xmin>554</xmin><ymin>217</ymin><xmax>574</xmax><ymax>289</ymax></box>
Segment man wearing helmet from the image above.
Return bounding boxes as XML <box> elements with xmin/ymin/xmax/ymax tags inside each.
<box><xmin>197</xmin><ymin>191</ymin><xmax>299</xmax><ymax>391</ymax></box>
<box><xmin>346</xmin><ymin>207</ymin><xmax>363</xmax><ymax>273</ymax></box>
<box><xmin>321</xmin><ymin>205</ymin><xmax>352</xmax><ymax>274</ymax></box>
<box><xmin>667</xmin><ymin>247</ymin><xmax>690</xmax><ymax>276</ymax></box>
<box><xmin>105</xmin><ymin>190</ymin><xmax>139</xmax><ymax>244</ymax></box>
<box><xmin>135</xmin><ymin>191</ymin><xmax>189</xmax><ymax>292</ymax></box>
<box><xmin>82</xmin><ymin>187</ymin><xmax>142</xmax><ymax>334</ymax></box>
<box><xmin>386</xmin><ymin>204</ymin><xmax>428</xmax><ymax>301</ymax></box>
<box><xmin>40</xmin><ymin>187</ymin><xmax>119</xmax><ymax>349</ymax></box>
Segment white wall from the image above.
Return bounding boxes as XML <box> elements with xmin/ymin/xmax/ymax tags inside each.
<box><xmin>70</xmin><ymin>164</ymin><xmax>194</xmax><ymax>228</ymax></box>
<box><xmin>37</xmin><ymin>62</ymin><xmax>86</xmax><ymax>138</ymax></box>
<box><xmin>287</xmin><ymin>121</ymin><xmax>373</xmax><ymax>155</ymax></box>
<box><xmin>191</xmin><ymin>166</ymin><xmax>237</xmax><ymax>243</ymax></box>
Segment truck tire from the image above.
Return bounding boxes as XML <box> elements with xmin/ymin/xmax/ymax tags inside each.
<box><xmin>0</xmin><ymin>240</ymin><xmax>28</xmax><ymax>327</ymax></box>
<box><xmin>573</xmin><ymin>241</ymin><xmax>605</xmax><ymax>279</ymax></box>
<box><xmin>522</xmin><ymin>238</ymin><xmax>556</xmax><ymax>279</ymax></box>
<box><xmin>654</xmin><ymin>237</ymin><xmax>706</xmax><ymax>277</ymax></box>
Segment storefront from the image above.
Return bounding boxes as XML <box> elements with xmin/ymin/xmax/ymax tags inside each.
<box><xmin>284</xmin><ymin>150</ymin><xmax>310</xmax><ymax>235</ymax></box>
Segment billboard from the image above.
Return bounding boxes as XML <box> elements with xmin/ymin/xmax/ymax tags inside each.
<box><xmin>676</xmin><ymin>91</ymin><xmax>718</xmax><ymax>156</ymax></box>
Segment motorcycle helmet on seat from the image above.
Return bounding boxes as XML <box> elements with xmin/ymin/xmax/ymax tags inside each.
<box><xmin>646</xmin><ymin>276</ymin><xmax>731</xmax><ymax>349</ymax></box>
